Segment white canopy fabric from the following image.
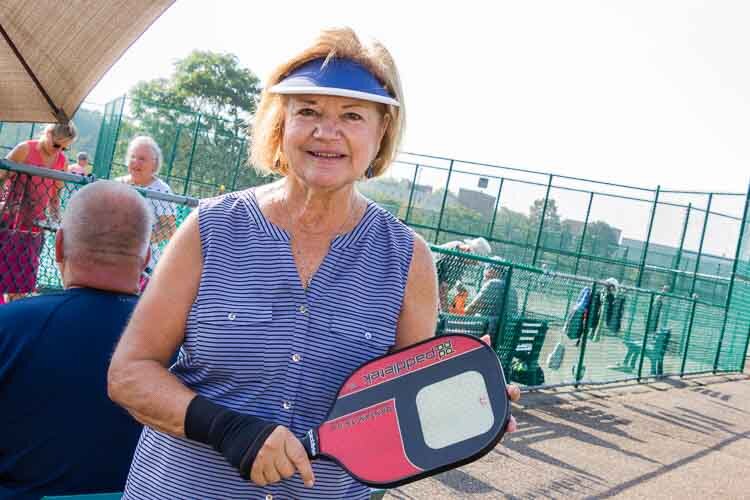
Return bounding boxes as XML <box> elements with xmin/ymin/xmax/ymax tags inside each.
<box><xmin>0</xmin><ymin>0</ymin><xmax>174</xmax><ymax>123</ymax></box>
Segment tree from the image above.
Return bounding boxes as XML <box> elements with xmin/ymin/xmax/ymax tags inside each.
<box><xmin>122</xmin><ymin>51</ymin><xmax>263</xmax><ymax>196</ymax></box>
<box><xmin>584</xmin><ymin>220</ymin><xmax>620</xmax><ymax>257</ymax></box>
<box><xmin>529</xmin><ymin>198</ymin><xmax>561</xmax><ymax>233</ymax></box>
<box><xmin>174</xmin><ymin>52</ymin><xmax>259</xmax><ymax>129</ymax></box>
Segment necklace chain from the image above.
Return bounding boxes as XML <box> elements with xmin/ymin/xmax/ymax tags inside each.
<box><xmin>284</xmin><ymin>193</ymin><xmax>357</xmax><ymax>288</ymax></box>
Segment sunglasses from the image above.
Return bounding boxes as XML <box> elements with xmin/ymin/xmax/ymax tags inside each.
<box><xmin>52</xmin><ymin>142</ymin><xmax>68</xmax><ymax>151</ymax></box>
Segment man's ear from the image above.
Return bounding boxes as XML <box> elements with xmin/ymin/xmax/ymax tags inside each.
<box><xmin>55</xmin><ymin>228</ymin><xmax>64</xmax><ymax>263</ymax></box>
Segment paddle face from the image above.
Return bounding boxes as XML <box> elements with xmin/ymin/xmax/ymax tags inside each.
<box><xmin>302</xmin><ymin>334</ymin><xmax>510</xmax><ymax>488</ymax></box>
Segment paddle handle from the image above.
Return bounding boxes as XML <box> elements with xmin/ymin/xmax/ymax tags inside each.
<box><xmin>299</xmin><ymin>429</ymin><xmax>319</xmax><ymax>459</ymax></box>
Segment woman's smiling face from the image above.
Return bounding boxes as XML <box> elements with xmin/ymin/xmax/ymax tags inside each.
<box><xmin>281</xmin><ymin>94</ymin><xmax>388</xmax><ymax>190</ymax></box>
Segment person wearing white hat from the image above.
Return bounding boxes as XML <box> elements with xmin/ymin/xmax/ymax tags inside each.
<box><xmin>435</xmin><ymin>236</ymin><xmax>492</xmax><ymax>311</ymax></box>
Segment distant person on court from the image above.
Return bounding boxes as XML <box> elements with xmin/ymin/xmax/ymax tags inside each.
<box><xmin>466</xmin><ymin>260</ymin><xmax>518</xmax><ymax>319</ymax></box>
<box><xmin>0</xmin><ymin>181</ymin><xmax>151</xmax><ymax>500</ymax></box>
<box><xmin>116</xmin><ymin>135</ymin><xmax>176</xmax><ymax>272</ymax></box>
<box><xmin>68</xmin><ymin>150</ymin><xmax>92</xmax><ymax>175</ymax></box>
<box><xmin>109</xmin><ymin>27</ymin><xmax>520</xmax><ymax>499</ymax></box>
<box><xmin>0</xmin><ymin>122</ymin><xmax>78</xmax><ymax>303</ymax></box>
<box><xmin>449</xmin><ymin>281</ymin><xmax>469</xmax><ymax>314</ymax></box>
<box><xmin>436</xmin><ymin>236</ymin><xmax>492</xmax><ymax>311</ymax></box>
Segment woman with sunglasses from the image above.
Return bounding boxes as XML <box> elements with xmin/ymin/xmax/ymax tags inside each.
<box><xmin>0</xmin><ymin>122</ymin><xmax>78</xmax><ymax>302</ymax></box>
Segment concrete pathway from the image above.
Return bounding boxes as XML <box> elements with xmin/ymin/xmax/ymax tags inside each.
<box><xmin>386</xmin><ymin>374</ymin><xmax>750</xmax><ymax>499</ymax></box>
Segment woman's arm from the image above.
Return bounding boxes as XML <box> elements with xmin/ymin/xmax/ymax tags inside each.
<box><xmin>108</xmin><ymin>208</ymin><xmax>315</xmax><ymax>486</ymax></box>
<box><xmin>394</xmin><ymin>234</ymin><xmax>439</xmax><ymax>350</ymax></box>
<box><xmin>1</xmin><ymin>142</ymin><xmax>28</xmax><ymax>181</ymax></box>
<box><xmin>152</xmin><ymin>214</ymin><xmax>177</xmax><ymax>243</ymax></box>
<box><xmin>108</xmin><ymin>209</ymin><xmax>202</xmax><ymax>436</ymax></box>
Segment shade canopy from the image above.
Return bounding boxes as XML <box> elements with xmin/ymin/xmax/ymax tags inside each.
<box><xmin>0</xmin><ymin>0</ymin><xmax>174</xmax><ymax>123</ymax></box>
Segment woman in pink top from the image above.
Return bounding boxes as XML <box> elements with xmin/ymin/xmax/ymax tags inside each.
<box><xmin>0</xmin><ymin>122</ymin><xmax>78</xmax><ymax>302</ymax></box>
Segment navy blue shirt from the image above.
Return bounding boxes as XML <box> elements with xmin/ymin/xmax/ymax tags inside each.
<box><xmin>0</xmin><ymin>288</ymin><xmax>142</xmax><ymax>500</ymax></box>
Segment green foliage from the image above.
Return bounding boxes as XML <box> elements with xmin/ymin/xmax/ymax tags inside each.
<box><xmin>118</xmin><ymin>50</ymin><xmax>265</xmax><ymax>197</ymax></box>
<box><xmin>584</xmin><ymin>220</ymin><xmax>620</xmax><ymax>257</ymax></box>
<box><xmin>70</xmin><ymin>107</ymin><xmax>103</xmax><ymax>160</ymax></box>
<box><xmin>529</xmin><ymin>198</ymin><xmax>561</xmax><ymax>233</ymax></box>
<box><xmin>174</xmin><ymin>51</ymin><xmax>260</xmax><ymax>129</ymax></box>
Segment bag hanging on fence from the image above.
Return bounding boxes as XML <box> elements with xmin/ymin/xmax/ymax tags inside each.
<box><xmin>607</xmin><ymin>295</ymin><xmax>626</xmax><ymax>332</ymax></box>
<box><xmin>546</xmin><ymin>331</ymin><xmax>565</xmax><ymax>370</ymax></box>
<box><xmin>564</xmin><ymin>286</ymin><xmax>592</xmax><ymax>340</ymax></box>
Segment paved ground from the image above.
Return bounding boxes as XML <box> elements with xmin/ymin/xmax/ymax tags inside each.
<box><xmin>385</xmin><ymin>373</ymin><xmax>750</xmax><ymax>499</ymax></box>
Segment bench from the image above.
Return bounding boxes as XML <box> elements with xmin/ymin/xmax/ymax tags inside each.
<box><xmin>494</xmin><ymin>319</ymin><xmax>548</xmax><ymax>386</ymax></box>
<box><xmin>436</xmin><ymin>313</ymin><xmax>491</xmax><ymax>339</ymax></box>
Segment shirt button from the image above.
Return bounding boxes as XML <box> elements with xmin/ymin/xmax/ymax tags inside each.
<box><xmin>282</xmin><ymin>401</ymin><xmax>292</xmax><ymax>410</ymax></box>
<box><xmin>228</xmin><ymin>313</ymin><xmax>236</xmax><ymax>321</ymax></box>
<box><xmin>292</xmin><ymin>353</ymin><xmax>302</xmax><ymax>362</ymax></box>
<box><xmin>364</xmin><ymin>332</ymin><xmax>372</xmax><ymax>340</ymax></box>
<box><xmin>266</xmin><ymin>495</ymin><xmax>273</xmax><ymax>500</ymax></box>
<box><xmin>298</xmin><ymin>304</ymin><xmax>308</xmax><ymax>314</ymax></box>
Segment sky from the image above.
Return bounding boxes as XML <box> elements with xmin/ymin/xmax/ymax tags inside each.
<box><xmin>85</xmin><ymin>0</ymin><xmax>750</xmax><ymax>252</ymax></box>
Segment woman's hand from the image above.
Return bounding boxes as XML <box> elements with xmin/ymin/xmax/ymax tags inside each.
<box><xmin>250</xmin><ymin>426</ymin><xmax>315</xmax><ymax>488</ymax></box>
<box><xmin>506</xmin><ymin>383</ymin><xmax>521</xmax><ymax>433</ymax></box>
<box><xmin>480</xmin><ymin>334</ymin><xmax>520</xmax><ymax>434</ymax></box>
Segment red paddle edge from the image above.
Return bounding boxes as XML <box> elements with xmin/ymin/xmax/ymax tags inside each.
<box><xmin>300</xmin><ymin>333</ymin><xmax>512</xmax><ymax>488</ymax></box>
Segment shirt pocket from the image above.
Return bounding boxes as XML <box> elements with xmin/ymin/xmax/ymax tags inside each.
<box><xmin>328</xmin><ymin>314</ymin><xmax>395</xmax><ymax>373</ymax></box>
<box><xmin>195</xmin><ymin>303</ymin><xmax>274</xmax><ymax>385</ymax></box>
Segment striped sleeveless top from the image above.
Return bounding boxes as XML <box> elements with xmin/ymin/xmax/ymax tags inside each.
<box><xmin>124</xmin><ymin>188</ymin><xmax>414</xmax><ymax>500</ymax></box>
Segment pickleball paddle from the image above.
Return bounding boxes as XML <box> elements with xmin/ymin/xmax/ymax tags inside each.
<box><xmin>299</xmin><ymin>334</ymin><xmax>510</xmax><ymax>488</ymax></box>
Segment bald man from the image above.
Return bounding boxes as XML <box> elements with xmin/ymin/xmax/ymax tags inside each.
<box><xmin>0</xmin><ymin>181</ymin><xmax>152</xmax><ymax>500</ymax></box>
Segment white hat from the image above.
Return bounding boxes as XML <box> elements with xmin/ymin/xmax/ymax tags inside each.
<box><xmin>463</xmin><ymin>237</ymin><xmax>492</xmax><ymax>257</ymax></box>
<box><xmin>603</xmin><ymin>277</ymin><xmax>619</xmax><ymax>288</ymax></box>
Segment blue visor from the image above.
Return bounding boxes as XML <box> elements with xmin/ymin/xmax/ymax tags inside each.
<box><xmin>269</xmin><ymin>57</ymin><xmax>399</xmax><ymax>107</ymax></box>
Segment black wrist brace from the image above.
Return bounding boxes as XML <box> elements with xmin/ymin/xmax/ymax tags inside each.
<box><xmin>184</xmin><ymin>395</ymin><xmax>279</xmax><ymax>478</ymax></box>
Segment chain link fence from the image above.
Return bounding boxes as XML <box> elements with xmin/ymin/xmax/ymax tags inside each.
<box><xmin>0</xmin><ymin>160</ymin><xmax>197</xmax><ymax>298</ymax></box>
<box><xmin>4</xmin><ymin>93</ymin><xmax>750</xmax><ymax>383</ymax></box>
<box><xmin>432</xmin><ymin>244</ymin><xmax>748</xmax><ymax>388</ymax></box>
<box><xmin>2</xmin><ymin>159</ymin><xmax>748</xmax><ymax>386</ymax></box>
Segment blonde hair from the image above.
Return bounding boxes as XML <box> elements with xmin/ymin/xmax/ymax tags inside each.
<box><xmin>44</xmin><ymin>122</ymin><xmax>78</xmax><ymax>143</ymax></box>
<box><xmin>250</xmin><ymin>27</ymin><xmax>405</xmax><ymax>177</ymax></box>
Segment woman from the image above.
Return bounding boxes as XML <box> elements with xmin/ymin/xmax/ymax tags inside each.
<box><xmin>0</xmin><ymin>122</ymin><xmax>77</xmax><ymax>302</ymax></box>
<box><xmin>116</xmin><ymin>135</ymin><xmax>176</xmax><ymax>272</ymax></box>
<box><xmin>436</xmin><ymin>236</ymin><xmax>492</xmax><ymax>310</ymax></box>
<box><xmin>109</xmin><ymin>28</ymin><xmax>519</xmax><ymax>499</ymax></box>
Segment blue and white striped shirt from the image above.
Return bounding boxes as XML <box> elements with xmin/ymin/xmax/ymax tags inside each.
<box><xmin>124</xmin><ymin>189</ymin><xmax>414</xmax><ymax>499</ymax></box>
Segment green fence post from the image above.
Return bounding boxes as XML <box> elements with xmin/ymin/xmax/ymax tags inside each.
<box><xmin>712</xmin><ymin>183</ymin><xmax>750</xmax><ymax>372</ymax></box>
<box><xmin>680</xmin><ymin>298</ymin><xmax>698</xmax><ymax>377</ymax></box>
<box><xmin>28</xmin><ymin>123</ymin><xmax>36</xmax><ymax>140</ymax></box>
<box><xmin>636</xmin><ymin>186</ymin><xmax>661</xmax><ymax>288</ymax></box>
<box><xmin>492</xmin><ymin>266</ymin><xmax>513</xmax><ymax>353</ymax></box>
<box><xmin>92</xmin><ymin>102</ymin><xmax>111</xmax><ymax>174</ymax></box>
<box><xmin>671</xmin><ymin>203</ymin><xmax>692</xmax><ymax>293</ymax></box>
<box><xmin>164</xmin><ymin>123</ymin><xmax>183</xmax><ymax>182</ymax></box>
<box><xmin>182</xmin><ymin>113</ymin><xmax>202</xmax><ymax>196</ymax></box>
<box><xmin>572</xmin><ymin>192</ymin><xmax>594</xmax><ymax>276</ymax></box>
<box><xmin>574</xmin><ymin>282</ymin><xmax>597</xmax><ymax>387</ymax></box>
<box><xmin>434</xmin><ymin>159</ymin><xmax>455</xmax><ymax>243</ymax></box>
<box><xmin>487</xmin><ymin>177</ymin><xmax>505</xmax><ymax>238</ymax></box>
<box><xmin>637</xmin><ymin>293</ymin><xmax>657</xmax><ymax>382</ymax></box>
<box><xmin>740</xmin><ymin>324</ymin><xmax>750</xmax><ymax>373</ymax></box>
<box><xmin>93</xmin><ymin>95</ymin><xmax>125</xmax><ymax>180</ymax></box>
<box><xmin>404</xmin><ymin>164</ymin><xmax>420</xmax><ymax>223</ymax></box>
<box><xmin>229</xmin><ymin>137</ymin><xmax>246</xmax><ymax>192</ymax></box>
<box><xmin>531</xmin><ymin>175</ymin><xmax>554</xmax><ymax>266</ymax></box>
<box><xmin>690</xmin><ymin>193</ymin><xmax>713</xmax><ymax>297</ymax></box>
